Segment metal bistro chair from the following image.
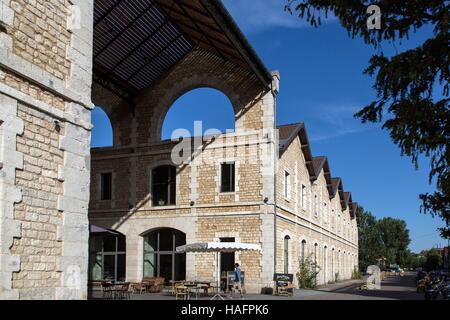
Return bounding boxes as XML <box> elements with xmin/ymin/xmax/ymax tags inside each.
<box><xmin>115</xmin><ymin>282</ymin><xmax>131</xmax><ymax>300</ymax></box>
<box><xmin>187</xmin><ymin>284</ymin><xmax>204</xmax><ymax>300</ymax></box>
<box><xmin>175</xmin><ymin>285</ymin><xmax>189</xmax><ymax>300</ymax></box>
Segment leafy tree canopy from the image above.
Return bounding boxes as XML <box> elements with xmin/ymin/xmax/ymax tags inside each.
<box><xmin>357</xmin><ymin>206</ymin><xmax>412</xmax><ymax>270</ymax></box>
<box><xmin>286</xmin><ymin>0</ymin><xmax>449</xmax><ymax>238</ymax></box>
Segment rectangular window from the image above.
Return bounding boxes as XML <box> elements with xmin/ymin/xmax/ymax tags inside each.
<box><xmin>301</xmin><ymin>185</ymin><xmax>307</xmax><ymax>210</ymax></box>
<box><xmin>313</xmin><ymin>193</ymin><xmax>318</xmax><ymax>216</ymax></box>
<box><xmin>221</xmin><ymin>163</ymin><xmax>235</xmax><ymax>193</ymax></box>
<box><xmin>284</xmin><ymin>171</ymin><xmax>291</xmax><ymax>199</ymax></box>
<box><xmin>152</xmin><ymin>166</ymin><xmax>176</xmax><ymax>206</ymax></box>
<box><xmin>324</xmin><ymin>202</ymin><xmax>328</xmax><ymax>223</ymax></box>
<box><xmin>101</xmin><ymin>172</ymin><xmax>112</xmax><ymax>201</ymax></box>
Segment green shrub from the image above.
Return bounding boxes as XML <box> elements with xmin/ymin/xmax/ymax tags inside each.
<box><xmin>351</xmin><ymin>268</ymin><xmax>363</xmax><ymax>280</ymax></box>
<box><xmin>296</xmin><ymin>255</ymin><xmax>321</xmax><ymax>289</ymax></box>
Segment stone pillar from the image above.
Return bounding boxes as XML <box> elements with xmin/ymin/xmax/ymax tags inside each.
<box><xmin>56</xmin><ymin>119</ymin><xmax>91</xmax><ymax>299</ymax></box>
<box><xmin>125</xmin><ymin>233</ymin><xmax>141</xmax><ymax>283</ymax></box>
<box><xmin>258</xmin><ymin>72</ymin><xmax>280</xmax><ymax>290</ymax></box>
<box><xmin>0</xmin><ymin>94</ymin><xmax>23</xmax><ymax>300</ymax></box>
<box><xmin>0</xmin><ymin>0</ymin><xmax>94</xmax><ymax>299</ymax></box>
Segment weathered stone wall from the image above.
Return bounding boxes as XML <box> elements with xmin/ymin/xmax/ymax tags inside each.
<box><xmin>10</xmin><ymin>104</ymin><xmax>64</xmax><ymax>299</ymax></box>
<box><xmin>0</xmin><ymin>0</ymin><xmax>94</xmax><ymax>299</ymax></box>
<box><xmin>10</xmin><ymin>0</ymin><xmax>72</xmax><ymax>81</ymax></box>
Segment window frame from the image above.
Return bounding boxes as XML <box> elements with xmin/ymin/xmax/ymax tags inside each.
<box><xmin>284</xmin><ymin>170</ymin><xmax>291</xmax><ymax>200</ymax></box>
<box><xmin>284</xmin><ymin>235</ymin><xmax>290</xmax><ymax>274</ymax></box>
<box><xmin>100</xmin><ymin>172</ymin><xmax>113</xmax><ymax>201</ymax></box>
<box><xmin>301</xmin><ymin>184</ymin><xmax>307</xmax><ymax>211</ymax></box>
<box><xmin>151</xmin><ymin>165</ymin><xmax>177</xmax><ymax>207</ymax></box>
<box><xmin>220</xmin><ymin>162</ymin><xmax>236</xmax><ymax>194</ymax></box>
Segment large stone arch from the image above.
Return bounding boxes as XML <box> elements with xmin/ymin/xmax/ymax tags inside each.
<box><xmin>91</xmin><ymin>82</ymin><xmax>129</xmax><ymax>147</ymax></box>
<box><xmin>141</xmin><ymin>73</ymin><xmax>243</xmax><ymax>143</ymax></box>
<box><xmin>133</xmin><ymin>49</ymin><xmax>267</xmax><ymax>145</ymax></box>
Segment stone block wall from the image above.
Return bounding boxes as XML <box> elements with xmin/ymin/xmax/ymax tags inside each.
<box><xmin>0</xmin><ymin>0</ymin><xmax>94</xmax><ymax>299</ymax></box>
<box><xmin>275</xmin><ymin>136</ymin><xmax>359</xmax><ymax>286</ymax></box>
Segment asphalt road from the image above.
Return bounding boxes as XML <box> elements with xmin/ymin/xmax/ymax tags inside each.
<box><xmin>90</xmin><ymin>273</ymin><xmax>425</xmax><ymax>300</ymax></box>
<box><xmin>311</xmin><ymin>272</ymin><xmax>424</xmax><ymax>300</ymax></box>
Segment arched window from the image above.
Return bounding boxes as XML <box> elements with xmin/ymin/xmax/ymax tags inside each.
<box><xmin>152</xmin><ymin>165</ymin><xmax>176</xmax><ymax>206</ymax></box>
<box><xmin>284</xmin><ymin>235</ymin><xmax>290</xmax><ymax>274</ymax></box>
<box><xmin>92</xmin><ymin>106</ymin><xmax>113</xmax><ymax>147</ymax></box>
<box><xmin>323</xmin><ymin>246</ymin><xmax>328</xmax><ymax>284</ymax></box>
<box><xmin>162</xmin><ymin>88</ymin><xmax>235</xmax><ymax>140</ymax></box>
<box><xmin>301</xmin><ymin>240</ymin><xmax>307</xmax><ymax>262</ymax></box>
<box><xmin>143</xmin><ymin>228</ymin><xmax>186</xmax><ymax>283</ymax></box>
<box><xmin>331</xmin><ymin>248</ymin><xmax>335</xmax><ymax>281</ymax></box>
<box><xmin>313</xmin><ymin>243</ymin><xmax>319</xmax><ymax>284</ymax></box>
<box><xmin>314</xmin><ymin>243</ymin><xmax>318</xmax><ymax>265</ymax></box>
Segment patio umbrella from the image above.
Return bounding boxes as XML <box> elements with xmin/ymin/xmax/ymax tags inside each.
<box><xmin>176</xmin><ymin>242</ymin><xmax>261</xmax><ymax>299</ymax></box>
<box><xmin>89</xmin><ymin>224</ymin><xmax>120</xmax><ymax>235</ymax></box>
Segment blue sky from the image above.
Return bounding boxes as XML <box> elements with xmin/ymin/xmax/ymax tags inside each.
<box><xmin>92</xmin><ymin>0</ymin><xmax>446</xmax><ymax>252</ymax></box>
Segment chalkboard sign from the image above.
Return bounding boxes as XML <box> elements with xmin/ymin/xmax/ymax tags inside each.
<box><xmin>227</xmin><ymin>271</ymin><xmax>245</xmax><ymax>287</ymax></box>
<box><xmin>273</xmin><ymin>273</ymin><xmax>294</xmax><ymax>287</ymax></box>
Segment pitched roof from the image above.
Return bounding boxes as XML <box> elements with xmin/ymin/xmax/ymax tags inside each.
<box><xmin>350</xmin><ymin>202</ymin><xmax>358</xmax><ymax>219</ymax></box>
<box><xmin>277</xmin><ymin>122</ymin><xmax>357</xmax><ymax>219</ymax></box>
<box><xmin>278</xmin><ymin>123</ymin><xmax>315</xmax><ymax>179</ymax></box>
<box><xmin>331</xmin><ymin>178</ymin><xmax>342</xmax><ymax>198</ymax></box>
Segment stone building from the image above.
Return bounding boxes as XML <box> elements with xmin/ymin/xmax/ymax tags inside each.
<box><xmin>0</xmin><ymin>0</ymin><xmax>358</xmax><ymax>299</ymax></box>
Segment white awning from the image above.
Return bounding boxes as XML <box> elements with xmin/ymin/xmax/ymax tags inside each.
<box><xmin>176</xmin><ymin>242</ymin><xmax>261</xmax><ymax>253</ymax></box>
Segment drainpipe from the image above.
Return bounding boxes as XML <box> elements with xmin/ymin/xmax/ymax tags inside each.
<box><xmin>271</xmin><ymin>71</ymin><xmax>280</xmax><ymax>275</ymax></box>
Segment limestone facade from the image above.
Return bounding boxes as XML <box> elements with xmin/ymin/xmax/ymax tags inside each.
<box><xmin>276</xmin><ymin>134</ymin><xmax>358</xmax><ymax>285</ymax></box>
<box><xmin>0</xmin><ymin>0</ymin><xmax>93</xmax><ymax>299</ymax></box>
<box><xmin>0</xmin><ymin>0</ymin><xmax>359</xmax><ymax>299</ymax></box>
<box><xmin>89</xmin><ymin>49</ymin><xmax>358</xmax><ymax>291</ymax></box>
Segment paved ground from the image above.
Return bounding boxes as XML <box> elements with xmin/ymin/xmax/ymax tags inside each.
<box><xmin>90</xmin><ymin>273</ymin><xmax>424</xmax><ymax>300</ymax></box>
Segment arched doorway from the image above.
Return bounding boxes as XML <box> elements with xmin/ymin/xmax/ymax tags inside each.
<box><xmin>143</xmin><ymin>228</ymin><xmax>186</xmax><ymax>283</ymax></box>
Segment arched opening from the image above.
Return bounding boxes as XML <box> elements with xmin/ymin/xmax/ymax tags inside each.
<box><xmin>301</xmin><ymin>240</ymin><xmax>307</xmax><ymax>262</ymax></box>
<box><xmin>161</xmin><ymin>88</ymin><xmax>235</xmax><ymax>141</ymax></box>
<box><xmin>88</xmin><ymin>226</ymin><xmax>126</xmax><ymax>282</ymax></box>
<box><xmin>323</xmin><ymin>246</ymin><xmax>328</xmax><ymax>284</ymax></box>
<box><xmin>143</xmin><ymin>228</ymin><xmax>186</xmax><ymax>284</ymax></box>
<box><xmin>151</xmin><ymin>165</ymin><xmax>177</xmax><ymax>207</ymax></box>
<box><xmin>331</xmin><ymin>248</ymin><xmax>335</xmax><ymax>282</ymax></box>
<box><xmin>313</xmin><ymin>243</ymin><xmax>319</xmax><ymax>285</ymax></box>
<box><xmin>92</xmin><ymin>106</ymin><xmax>113</xmax><ymax>147</ymax></box>
<box><xmin>283</xmin><ymin>235</ymin><xmax>290</xmax><ymax>274</ymax></box>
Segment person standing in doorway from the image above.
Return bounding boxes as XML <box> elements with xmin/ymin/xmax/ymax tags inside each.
<box><xmin>230</xmin><ymin>263</ymin><xmax>244</xmax><ymax>299</ymax></box>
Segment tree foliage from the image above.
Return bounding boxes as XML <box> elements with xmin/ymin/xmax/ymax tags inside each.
<box><xmin>357</xmin><ymin>206</ymin><xmax>412</xmax><ymax>270</ymax></box>
<box><xmin>424</xmin><ymin>248</ymin><xmax>443</xmax><ymax>271</ymax></box>
<box><xmin>357</xmin><ymin>206</ymin><xmax>383</xmax><ymax>271</ymax></box>
<box><xmin>377</xmin><ymin>217</ymin><xmax>411</xmax><ymax>265</ymax></box>
<box><xmin>286</xmin><ymin>0</ymin><xmax>449</xmax><ymax>238</ymax></box>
